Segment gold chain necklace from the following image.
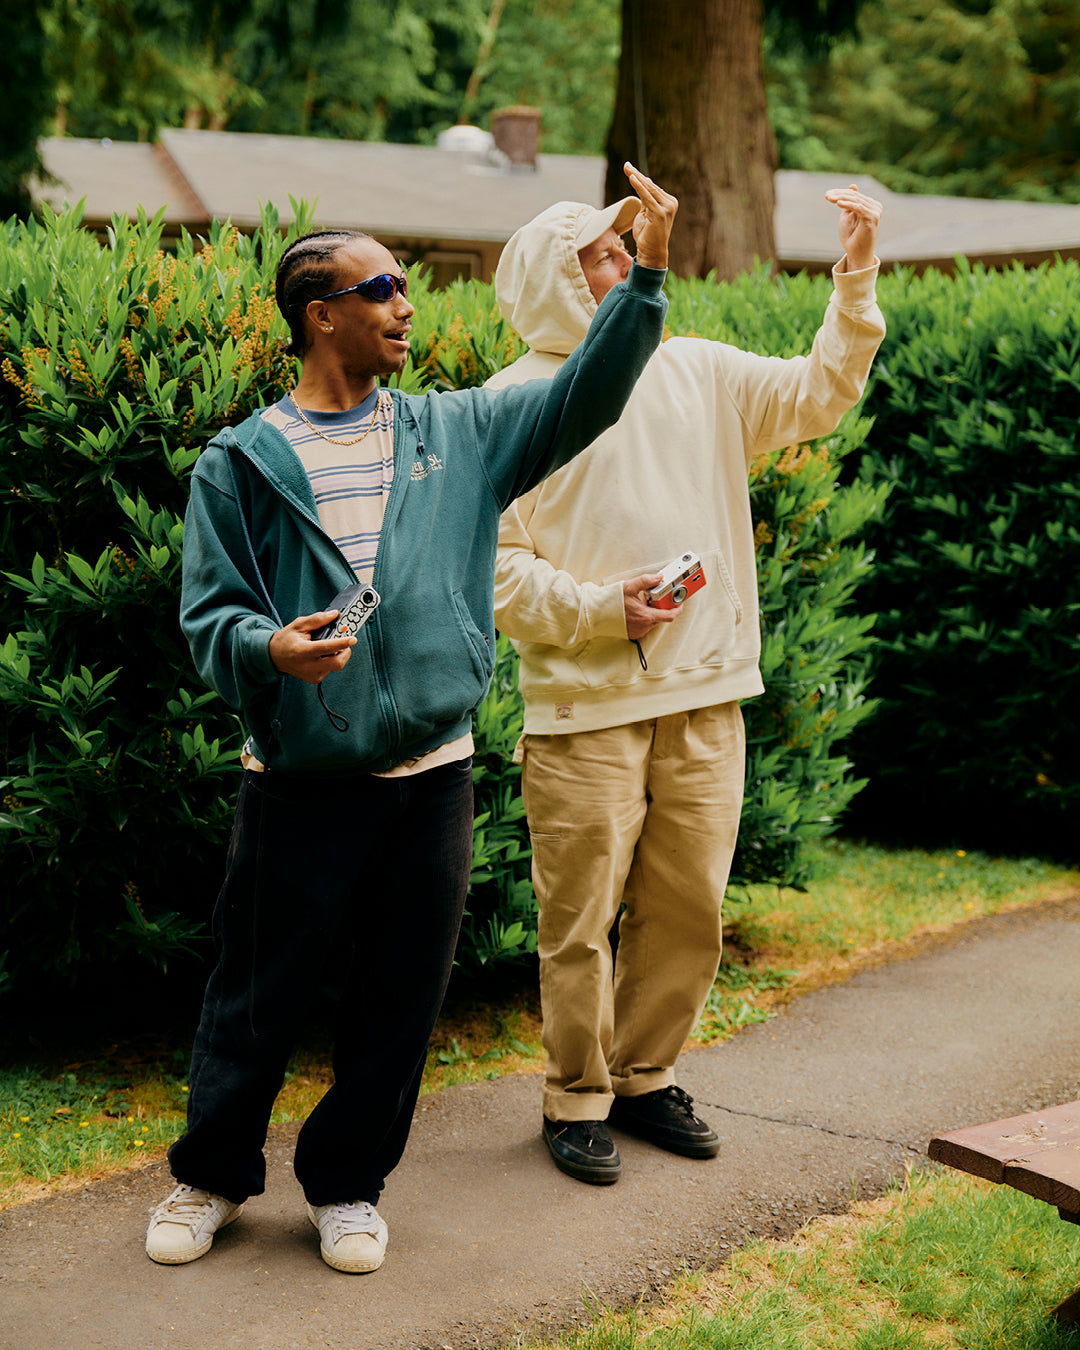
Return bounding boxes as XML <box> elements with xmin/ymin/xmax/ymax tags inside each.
<box><xmin>286</xmin><ymin>388</ymin><xmax>390</xmax><ymax>447</ymax></box>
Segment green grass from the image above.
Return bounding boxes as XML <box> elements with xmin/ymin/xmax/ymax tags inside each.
<box><xmin>692</xmin><ymin>963</ymin><xmax>796</xmax><ymax>1043</ymax></box>
<box><xmin>725</xmin><ymin>839</ymin><xmax>1080</xmax><ymax>974</ymax></box>
<box><xmin>0</xmin><ymin>1063</ymin><xmax>188</xmax><ymax>1199</ymax></box>
<box><xmin>506</xmin><ymin>1167</ymin><xmax>1080</xmax><ymax>1350</ymax></box>
<box><xmin>2</xmin><ymin>840</ymin><xmax>1077</xmax><ymax>1209</ymax></box>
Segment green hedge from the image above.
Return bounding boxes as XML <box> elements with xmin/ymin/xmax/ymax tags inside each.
<box><xmin>0</xmin><ymin>209</ymin><xmax>885</xmax><ymax>1001</ymax></box>
<box><xmin>845</xmin><ymin>258</ymin><xmax>1080</xmax><ymax>856</ymax></box>
<box><xmin>0</xmin><ymin>206</ymin><xmax>293</xmax><ymax>1001</ymax></box>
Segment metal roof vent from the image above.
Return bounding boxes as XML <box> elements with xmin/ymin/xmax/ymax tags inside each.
<box><xmin>437</xmin><ymin>125</ymin><xmax>495</xmax><ymax>155</ymax></box>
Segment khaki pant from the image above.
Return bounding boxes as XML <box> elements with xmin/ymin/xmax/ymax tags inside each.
<box><xmin>521</xmin><ymin>702</ymin><xmax>745</xmax><ymax>1122</ymax></box>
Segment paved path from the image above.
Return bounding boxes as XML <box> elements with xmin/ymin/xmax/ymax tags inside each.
<box><xmin>3</xmin><ymin>898</ymin><xmax>1080</xmax><ymax>1350</ymax></box>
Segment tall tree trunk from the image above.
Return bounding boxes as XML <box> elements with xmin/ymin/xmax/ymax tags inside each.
<box><xmin>606</xmin><ymin>0</ymin><xmax>777</xmax><ymax>279</ymax></box>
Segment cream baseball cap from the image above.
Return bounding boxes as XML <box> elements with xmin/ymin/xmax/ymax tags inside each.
<box><xmin>572</xmin><ymin>196</ymin><xmax>641</xmax><ymax>249</ymax></box>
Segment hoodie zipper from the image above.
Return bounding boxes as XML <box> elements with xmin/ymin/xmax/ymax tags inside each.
<box><xmin>364</xmin><ymin>394</ymin><xmax>432</xmax><ymax>761</ymax></box>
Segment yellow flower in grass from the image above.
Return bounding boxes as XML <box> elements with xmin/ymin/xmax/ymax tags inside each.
<box><xmin>20</xmin><ymin>1116</ymin><xmax>28</xmax><ymax>1122</ymax></box>
<box><xmin>13</xmin><ymin>1132</ymin><xmax>21</xmax><ymax>1139</ymax></box>
<box><xmin>956</xmin><ymin>849</ymin><xmax>967</xmax><ymax>857</ymax></box>
<box><xmin>133</xmin><ymin>1140</ymin><xmax>144</xmax><ymax>1148</ymax></box>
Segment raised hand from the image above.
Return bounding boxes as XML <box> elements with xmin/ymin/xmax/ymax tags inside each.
<box><xmin>824</xmin><ymin>184</ymin><xmax>883</xmax><ymax>272</ymax></box>
<box><xmin>625</xmin><ymin>163</ymin><xmax>679</xmax><ymax>272</ymax></box>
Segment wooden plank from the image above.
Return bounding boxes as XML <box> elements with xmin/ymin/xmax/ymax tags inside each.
<box><xmin>929</xmin><ymin>1133</ymin><xmax>1008</xmax><ymax>1182</ymax></box>
<box><xmin>929</xmin><ymin>1103</ymin><xmax>1080</xmax><ymax>1185</ymax></box>
<box><xmin>1006</xmin><ymin>1148</ymin><xmax>1080</xmax><ymax>1214</ymax></box>
<box><xmin>923</xmin><ymin>1107</ymin><xmax>1080</xmax><ymax>1182</ymax></box>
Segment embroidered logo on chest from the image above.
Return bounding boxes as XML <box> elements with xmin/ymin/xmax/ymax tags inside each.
<box><xmin>410</xmin><ymin>452</ymin><xmax>445</xmax><ymax>482</ymax></box>
<box><xmin>555</xmin><ymin>702</ymin><xmax>574</xmax><ymax>721</ymax></box>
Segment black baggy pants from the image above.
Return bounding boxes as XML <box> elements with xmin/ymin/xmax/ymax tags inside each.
<box><xmin>167</xmin><ymin>758</ymin><xmax>473</xmax><ymax>1207</ymax></box>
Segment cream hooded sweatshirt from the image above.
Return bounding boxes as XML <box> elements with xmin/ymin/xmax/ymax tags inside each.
<box><xmin>490</xmin><ymin>200</ymin><xmax>886</xmax><ymax>736</ymax></box>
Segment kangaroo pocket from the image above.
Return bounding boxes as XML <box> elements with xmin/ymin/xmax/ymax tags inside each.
<box><xmin>450</xmin><ymin>589</ymin><xmax>491</xmax><ymax>684</ymax></box>
<box><xmin>553</xmin><ymin>545</ymin><xmax>747</xmax><ymax>693</ymax></box>
<box><xmin>386</xmin><ymin>589</ymin><xmax>494</xmax><ymax>748</ymax></box>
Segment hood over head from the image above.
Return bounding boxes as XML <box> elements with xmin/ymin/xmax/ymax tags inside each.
<box><xmin>494</xmin><ymin>197</ymin><xmax>640</xmax><ymax>357</ymax></box>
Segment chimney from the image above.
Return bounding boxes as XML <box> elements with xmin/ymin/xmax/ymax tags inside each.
<box><xmin>491</xmin><ymin>106</ymin><xmax>540</xmax><ymax>171</ymax></box>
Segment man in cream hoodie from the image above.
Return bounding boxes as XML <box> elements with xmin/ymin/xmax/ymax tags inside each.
<box><xmin>490</xmin><ymin>188</ymin><xmax>885</xmax><ymax>1185</ymax></box>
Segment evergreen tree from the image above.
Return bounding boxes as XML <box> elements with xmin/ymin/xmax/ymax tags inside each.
<box><xmin>801</xmin><ymin>0</ymin><xmax>1080</xmax><ymax>202</ymax></box>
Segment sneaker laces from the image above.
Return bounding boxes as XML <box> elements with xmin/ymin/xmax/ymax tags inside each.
<box><xmin>322</xmin><ymin>1201</ymin><xmax>381</xmax><ymax>1238</ymax></box>
<box><xmin>150</xmin><ymin>1184</ymin><xmax>219</xmax><ymax>1229</ymax></box>
<box><xmin>662</xmin><ymin>1085</ymin><xmax>698</xmax><ymax>1119</ymax></box>
<box><xmin>576</xmin><ymin>1122</ymin><xmax>609</xmax><ymax>1153</ymax></box>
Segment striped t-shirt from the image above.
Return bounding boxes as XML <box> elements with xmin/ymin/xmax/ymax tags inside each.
<box><xmin>261</xmin><ymin>388</ymin><xmax>393</xmax><ymax>585</ymax></box>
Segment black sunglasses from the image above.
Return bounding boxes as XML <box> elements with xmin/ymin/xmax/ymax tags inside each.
<box><xmin>312</xmin><ymin>271</ymin><xmax>409</xmax><ymax>304</ymax></box>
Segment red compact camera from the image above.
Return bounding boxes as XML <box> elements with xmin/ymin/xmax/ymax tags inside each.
<box><xmin>647</xmin><ymin>551</ymin><xmax>707</xmax><ymax>609</ymax></box>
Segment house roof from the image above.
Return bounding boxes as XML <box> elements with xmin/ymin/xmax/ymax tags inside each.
<box><xmin>34</xmin><ymin>129</ymin><xmax>1080</xmax><ymax>274</ymax></box>
<box><xmin>38</xmin><ymin>137</ymin><xmax>208</xmax><ymax>229</ymax></box>
<box><xmin>156</xmin><ymin>129</ymin><xmax>605</xmax><ymax>243</ymax></box>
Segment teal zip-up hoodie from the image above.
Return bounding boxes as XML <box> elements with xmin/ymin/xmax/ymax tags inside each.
<box><xmin>180</xmin><ymin>263</ymin><xmax>667</xmax><ymax>775</ymax></box>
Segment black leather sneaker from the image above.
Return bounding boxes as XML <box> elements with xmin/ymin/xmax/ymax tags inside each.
<box><xmin>542</xmin><ymin>1116</ymin><xmax>622</xmax><ymax>1184</ymax></box>
<box><xmin>609</xmin><ymin>1085</ymin><xmax>720</xmax><ymax>1158</ymax></box>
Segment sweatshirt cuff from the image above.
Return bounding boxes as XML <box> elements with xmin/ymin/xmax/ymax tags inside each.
<box><xmin>627</xmin><ymin>261</ymin><xmax>668</xmax><ymax>296</ymax></box>
<box><xmin>590</xmin><ymin>581</ymin><xmax>633</xmax><ymax>640</ymax></box>
<box><xmin>241</xmin><ymin>618</ymin><xmax>281</xmax><ymax>684</ymax></box>
<box><xmin>831</xmin><ymin>257</ymin><xmax>880</xmax><ymax>307</ymax></box>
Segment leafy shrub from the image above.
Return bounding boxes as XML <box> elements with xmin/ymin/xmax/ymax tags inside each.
<box><xmin>408</xmin><ymin>276</ymin><xmax>526</xmax><ymax>390</ymax></box>
<box><xmin>672</xmin><ymin>257</ymin><xmax>1080</xmax><ymax>862</ymax></box>
<box><xmin>739</xmin><ymin>425</ymin><xmax>888</xmax><ymax>890</ymax></box>
<box><xmin>463</xmin><ymin>634</ymin><xmax>536</xmax><ymax>967</ymax></box>
<box><xmin>0</xmin><ymin>204</ymin><xmax>295</xmax><ymax>999</ymax></box>
<box><xmin>844</xmin><ymin>258</ymin><xmax>1080</xmax><ymax>856</ymax></box>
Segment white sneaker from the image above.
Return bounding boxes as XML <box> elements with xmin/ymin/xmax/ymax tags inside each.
<box><xmin>146</xmin><ymin>1183</ymin><xmax>243</xmax><ymax>1264</ymax></box>
<box><xmin>307</xmin><ymin>1200</ymin><xmax>388</xmax><ymax>1273</ymax></box>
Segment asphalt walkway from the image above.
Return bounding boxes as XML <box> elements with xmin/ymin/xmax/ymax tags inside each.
<box><xmin>3</xmin><ymin>896</ymin><xmax>1080</xmax><ymax>1350</ymax></box>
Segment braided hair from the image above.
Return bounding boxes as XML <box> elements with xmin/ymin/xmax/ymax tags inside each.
<box><xmin>275</xmin><ymin>229</ymin><xmax>371</xmax><ymax>357</ymax></box>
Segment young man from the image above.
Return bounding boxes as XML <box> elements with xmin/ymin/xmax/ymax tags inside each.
<box><xmin>145</xmin><ymin>165</ymin><xmax>676</xmax><ymax>1271</ymax></box>
<box><xmin>490</xmin><ymin>186</ymin><xmax>886</xmax><ymax>1184</ymax></box>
